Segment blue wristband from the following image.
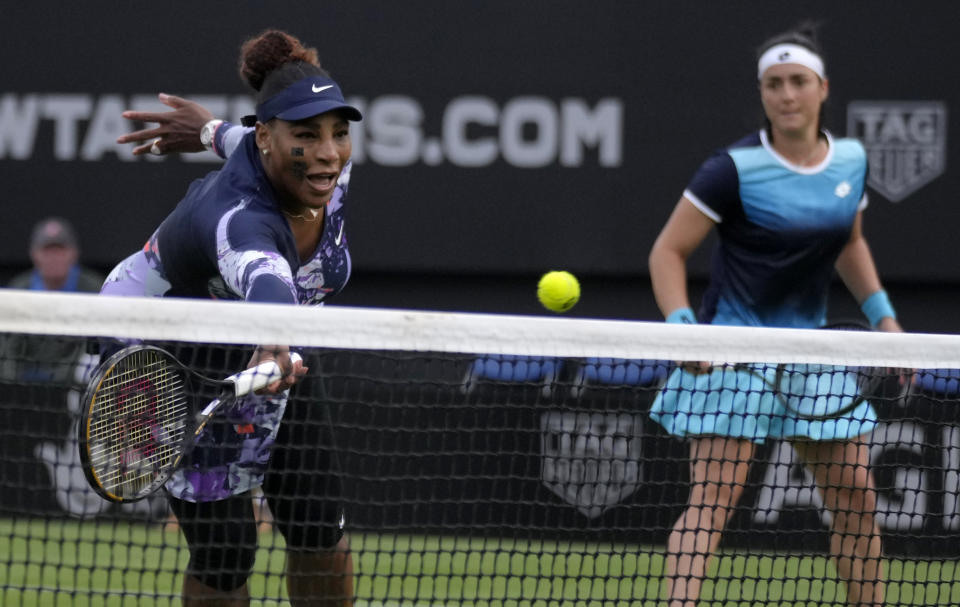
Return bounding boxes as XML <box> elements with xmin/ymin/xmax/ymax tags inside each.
<box><xmin>666</xmin><ymin>307</ymin><xmax>697</xmax><ymax>324</ymax></box>
<box><xmin>861</xmin><ymin>290</ymin><xmax>896</xmax><ymax>327</ymax></box>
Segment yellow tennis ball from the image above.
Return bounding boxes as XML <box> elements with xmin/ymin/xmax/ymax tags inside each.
<box><xmin>537</xmin><ymin>271</ymin><xmax>580</xmax><ymax>313</ymax></box>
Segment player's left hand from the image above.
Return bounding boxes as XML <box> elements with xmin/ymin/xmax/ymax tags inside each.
<box><xmin>117</xmin><ymin>93</ymin><xmax>214</xmax><ymax>156</ymax></box>
<box><xmin>876</xmin><ymin>317</ymin><xmax>914</xmax><ymax>389</ymax></box>
<box><xmin>876</xmin><ymin>316</ymin><xmax>903</xmax><ymax>333</ymax></box>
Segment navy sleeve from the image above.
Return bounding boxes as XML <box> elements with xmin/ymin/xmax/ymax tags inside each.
<box><xmin>246</xmin><ymin>274</ymin><xmax>298</xmax><ymax>303</ymax></box>
<box><xmin>214</xmin><ymin>123</ymin><xmax>254</xmax><ymax>160</ymax></box>
<box><xmin>217</xmin><ymin>210</ymin><xmax>298</xmax><ymax>304</ymax></box>
<box><xmin>684</xmin><ymin>150</ymin><xmax>740</xmax><ymax>221</ymax></box>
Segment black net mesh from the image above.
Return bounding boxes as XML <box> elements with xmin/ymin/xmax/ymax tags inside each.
<box><xmin>2</xmin><ymin>293</ymin><xmax>960</xmax><ymax>605</ymax></box>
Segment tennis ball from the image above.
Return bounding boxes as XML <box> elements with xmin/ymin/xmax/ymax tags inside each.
<box><xmin>537</xmin><ymin>271</ymin><xmax>580</xmax><ymax>313</ymax></box>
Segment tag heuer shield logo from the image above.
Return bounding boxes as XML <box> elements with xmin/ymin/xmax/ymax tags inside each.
<box><xmin>847</xmin><ymin>101</ymin><xmax>947</xmax><ymax>202</ymax></box>
<box><xmin>541</xmin><ymin>411</ymin><xmax>643</xmax><ymax>518</ymax></box>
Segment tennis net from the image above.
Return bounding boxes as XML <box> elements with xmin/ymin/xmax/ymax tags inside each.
<box><xmin>2</xmin><ymin>290</ymin><xmax>960</xmax><ymax>606</ymax></box>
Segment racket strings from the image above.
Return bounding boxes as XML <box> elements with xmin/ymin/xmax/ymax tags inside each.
<box><xmin>87</xmin><ymin>351</ymin><xmax>190</xmax><ymax>498</ymax></box>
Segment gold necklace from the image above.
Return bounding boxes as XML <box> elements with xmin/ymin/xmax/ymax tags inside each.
<box><xmin>282</xmin><ymin>207</ymin><xmax>323</xmax><ymax>222</ymax></box>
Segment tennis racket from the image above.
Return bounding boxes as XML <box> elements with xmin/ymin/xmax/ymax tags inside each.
<box><xmin>78</xmin><ymin>345</ymin><xmax>301</xmax><ymax>503</ymax></box>
<box><xmin>725</xmin><ymin>321</ymin><xmax>896</xmax><ymax>421</ymax></box>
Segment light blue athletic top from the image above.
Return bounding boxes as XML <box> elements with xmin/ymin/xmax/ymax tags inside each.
<box><xmin>650</xmin><ymin>130</ymin><xmax>876</xmax><ymax>442</ymax></box>
<box><xmin>685</xmin><ymin>130</ymin><xmax>868</xmax><ymax>328</ymax></box>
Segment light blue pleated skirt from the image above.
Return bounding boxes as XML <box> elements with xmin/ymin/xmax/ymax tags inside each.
<box><xmin>649</xmin><ymin>363</ymin><xmax>877</xmax><ymax>443</ymax></box>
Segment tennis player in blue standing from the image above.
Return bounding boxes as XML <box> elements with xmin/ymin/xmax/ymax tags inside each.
<box><xmin>104</xmin><ymin>29</ymin><xmax>358</xmax><ymax>607</ymax></box>
<box><xmin>647</xmin><ymin>24</ymin><xmax>899</xmax><ymax>607</ymax></box>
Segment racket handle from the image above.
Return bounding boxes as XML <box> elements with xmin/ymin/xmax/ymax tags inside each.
<box><xmin>228</xmin><ymin>352</ymin><xmax>303</xmax><ymax>396</ymax></box>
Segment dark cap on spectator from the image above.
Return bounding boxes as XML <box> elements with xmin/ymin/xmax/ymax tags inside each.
<box><xmin>30</xmin><ymin>217</ymin><xmax>78</xmax><ymax>250</ymax></box>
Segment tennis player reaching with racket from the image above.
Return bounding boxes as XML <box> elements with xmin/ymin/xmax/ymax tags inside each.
<box><xmin>647</xmin><ymin>23</ymin><xmax>900</xmax><ymax>607</ymax></box>
<box><xmin>105</xmin><ymin>29</ymin><xmax>358</xmax><ymax>607</ymax></box>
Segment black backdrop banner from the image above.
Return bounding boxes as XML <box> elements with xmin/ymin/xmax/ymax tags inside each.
<box><xmin>1</xmin><ymin>1</ymin><xmax>958</xmax><ymax>281</ymax></box>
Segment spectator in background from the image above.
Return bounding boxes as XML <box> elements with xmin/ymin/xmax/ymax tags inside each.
<box><xmin>8</xmin><ymin>217</ymin><xmax>104</xmax><ymax>293</ymax></box>
<box><xmin>2</xmin><ymin>217</ymin><xmax>104</xmax><ymax>384</ymax></box>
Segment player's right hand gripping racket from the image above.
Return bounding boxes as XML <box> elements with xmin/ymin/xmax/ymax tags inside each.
<box><xmin>78</xmin><ymin>345</ymin><xmax>300</xmax><ymax>503</ymax></box>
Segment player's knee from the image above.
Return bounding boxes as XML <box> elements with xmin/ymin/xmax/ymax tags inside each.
<box><xmin>187</xmin><ymin>543</ymin><xmax>257</xmax><ymax>592</ymax></box>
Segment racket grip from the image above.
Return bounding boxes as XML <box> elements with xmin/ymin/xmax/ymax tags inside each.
<box><xmin>228</xmin><ymin>352</ymin><xmax>303</xmax><ymax>396</ymax></box>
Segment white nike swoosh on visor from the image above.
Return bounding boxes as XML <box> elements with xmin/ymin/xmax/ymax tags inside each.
<box><xmin>312</xmin><ymin>84</ymin><xmax>334</xmax><ymax>93</ymax></box>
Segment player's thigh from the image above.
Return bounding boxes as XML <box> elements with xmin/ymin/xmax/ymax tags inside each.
<box><xmin>267</xmin><ymin>366</ymin><xmax>339</xmax><ymax>490</ymax></box>
<box><xmin>167</xmin><ymin>494</ymin><xmax>259</xmax><ymax>591</ymax></box>
<box><xmin>687</xmin><ymin>436</ymin><xmax>755</xmax><ymax>507</ymax></box>
<box><xmin>264</xmin><ymin>369</ymin><xmax>344</xmax><ymax>549</ymax></box>
<box><xmin>168</xmin><ymin>493</ymin><xmax>258</xmax><ymax>548</ymax></box>
<box><xmin>793</xmin><ymin>438</ymin><xmax>876</xmax><ymax>509</ymax></box>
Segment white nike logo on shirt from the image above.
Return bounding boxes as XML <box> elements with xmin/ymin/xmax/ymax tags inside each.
<box><xmin>312</xmin><ymin>84</ymin><xmax>334</xmax><ymax>93</ymax></box>
<box><xmin>335</xmin><ymin>221</ymin><xmax>345</xmax><ymax>245</ymax></box>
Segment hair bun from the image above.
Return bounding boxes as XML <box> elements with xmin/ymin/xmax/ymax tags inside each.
<box><xmin>793</xmin><ymin>19</ymin><xmax>823</xmax><ymax>46</ymax></box>
<box><xmin>239</xmin><ymin>30</ymin><xmax>320</xmax><ymax>92</ymax></box>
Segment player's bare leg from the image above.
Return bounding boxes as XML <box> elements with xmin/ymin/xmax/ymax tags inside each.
<box><xmin>286</xmin><ymin>536</ymin><xmax>354</xmax><ymax>607</ymax></box>
<box><xmin>663</xmin><ymin>437</ymin><xmax>754</xmax><ymax>607</ymax></box>
<box><xmin>794</xmin><ymin>438</ymin><xmax>884</xmax><ymax>607</ymax></box>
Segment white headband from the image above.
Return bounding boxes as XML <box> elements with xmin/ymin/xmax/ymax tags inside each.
<box><xmin>757</xmin><ymin>43</ymin><xmax>825</xmax><ymax>80</ymax></box>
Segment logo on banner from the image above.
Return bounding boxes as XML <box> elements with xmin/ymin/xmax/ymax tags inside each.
<box><xmin>541</xmin><ymin>411</ymin><xmax>643</xmax><ymax>518</ymax></box>
<box><xmin>753</xmin><ymin>426</ymin><xmax>930</xmax><ymax>532</ymax></box>
<box><xmin>846</xmin><ymin>101</ymin><xmax>947</xmax><ymax>202</ymax></box>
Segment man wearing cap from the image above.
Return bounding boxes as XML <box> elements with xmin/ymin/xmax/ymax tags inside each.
<box><xmin>2</xmin><ymin>218</ymin><xmax>105</xmax><ymax>385</ymax></box>
<box><xmin>8</xmin><ymin>217</ymin><xmax>104</xmax><ymax>293</ymax></box>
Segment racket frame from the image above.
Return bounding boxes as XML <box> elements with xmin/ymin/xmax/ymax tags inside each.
<box><xmin>722</xmin><ymin>322</ymin><xmax>892</xmax><ymax>421</ymax></box>
<box><xmin>78</xmin><ymin>345</ymin><xmax>295</xmax><ymax>503</ymax></box>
